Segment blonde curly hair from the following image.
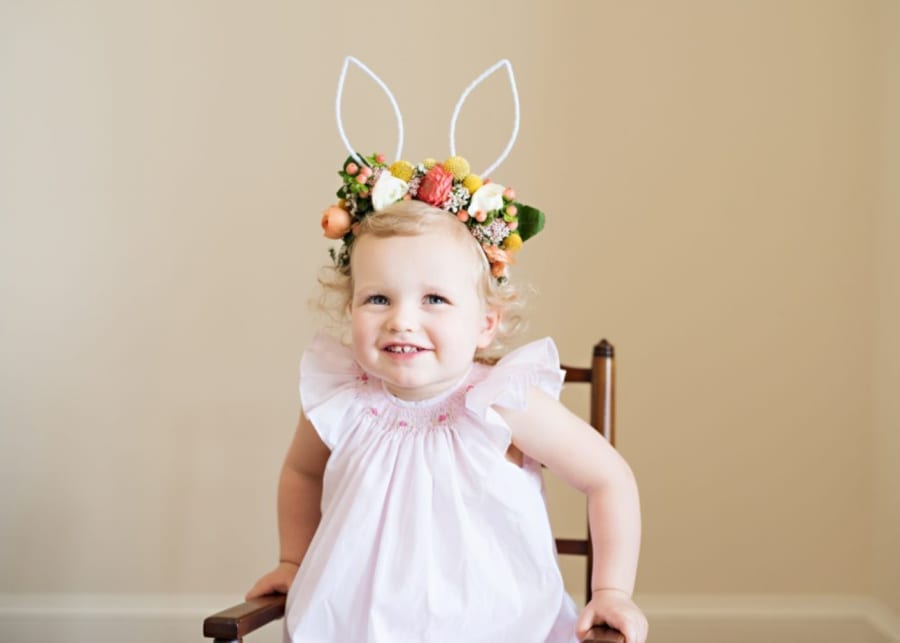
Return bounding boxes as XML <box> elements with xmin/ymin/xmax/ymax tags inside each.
<box><xmin>317</xmin><ymin>200</ymin><xmax>525</xmax><ymax>358</ymax></box>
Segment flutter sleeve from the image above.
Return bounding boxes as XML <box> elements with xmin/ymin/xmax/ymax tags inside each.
<box><xmin>465</xmin><ymin>337</ymin><xmax>566</xmax><ymax>451</ymax></box>
<box><xmin>299</xmin><ymin>332</ymin><xmax>365</xmax><ymax>450</ymax></box>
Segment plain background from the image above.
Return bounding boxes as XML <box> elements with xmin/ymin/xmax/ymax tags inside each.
<box><xmin>1</xmin><ymin>0</ymin><xmax>897</xmax><ymax>626</ymax></box>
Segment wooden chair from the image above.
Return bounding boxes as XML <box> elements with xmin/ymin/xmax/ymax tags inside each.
<box><xmin>203</xmin><ymin>339</ymin><xmax>623</xmax><ymax>643</ymax></box>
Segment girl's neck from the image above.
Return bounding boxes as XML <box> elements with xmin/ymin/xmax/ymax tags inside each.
<box><xmin>379</xmin><ymin>364</ymin><xmax>474</xmax><ymax>407</ymax></box>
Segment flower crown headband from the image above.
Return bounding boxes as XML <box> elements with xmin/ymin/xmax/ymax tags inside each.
<box><xmin>320</xmin><ymin>57</ymin><xmax>545</xmax><ymax>281</ymax></box>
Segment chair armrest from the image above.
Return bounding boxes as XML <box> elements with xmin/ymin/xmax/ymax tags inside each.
<box><xmin>201</xmin><ymin>593</ymin><xmax>623</xmax><ymax>642</ymax></box>
<box><xmin>584</xmin><ymin>625</ymin><xmax>626</xmax><ymax>643</ymax></box>
<box><xmin>203</xmin><ymin>593</ymin><xmax>286</xmax><ymax>640</ymax></box>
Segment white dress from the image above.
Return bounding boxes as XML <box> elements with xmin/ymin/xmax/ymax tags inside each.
<box><xmin>284</xmin><ymin>333</ymin><xmax>579</xmax><ymax>643</ymax></box>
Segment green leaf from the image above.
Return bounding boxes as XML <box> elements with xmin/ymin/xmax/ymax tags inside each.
<box><xmin>515</xmin><ymin>204</ymin><xmax>545</xmax><ymax>242</ymax></box>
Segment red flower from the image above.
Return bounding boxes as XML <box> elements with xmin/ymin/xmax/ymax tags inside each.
<box><xmin>417</xmin><ymin>165</ymin><xmax>454</xmax><ymax>206</ymax></box>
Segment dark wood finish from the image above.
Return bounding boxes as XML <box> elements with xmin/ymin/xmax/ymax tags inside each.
<box><xmin>586</xmin><ymin>626</ymin><xmax>627</xmax><ymax>643</ymax></box>
<box><xmin>562</xmin><ymin>366</ymin><xmax>592</xmax><ymax>383</ymax></box>
<box><xmin>202</xmin><ymin>593</ymin><xmax>622</xmax><ymax>642</ymax></box>
<box><xmin>558</xmin><ymin>339</ymin><xmax>616</xmax><ymax>605</ymax></box>
<box><xmin>555</xmin><ymin>538</ymin><xmax>591</xmax><ymax>556</ymax></box>
<box><xmin>592</xmin><ymin>339</ymin><xmax>616</xmax><ymax>445</ymax></box>
<box><xmin>203</xmin><ymin>594</ymin><xmax>286</xmax><ymax>641</ymax></box>
<box><xmin>202</xmin><ymin>339</ymin><xmax>621</xmax><ymax>641</ymax></box>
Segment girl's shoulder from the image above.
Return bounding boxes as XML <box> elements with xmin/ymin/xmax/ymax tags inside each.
<box><xmin>466</xmin><ymin>337</ymin><xmax>566</xmax><ymax>418</ymax></box>
<box><xmin>300</xmin><ymin>332</ymin><xmax>364</xmax><ymax>396</ymax></box>
<box><xmin>298</xmin><ymin>333</ymin><xmax>371</xmax><ymax>449</ymax></box>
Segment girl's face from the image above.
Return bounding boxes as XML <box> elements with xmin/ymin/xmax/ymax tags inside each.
<box><xmin>349</xmin><ymin>231</ymin><xmax>499</xmax><ymax>401</ymax></box>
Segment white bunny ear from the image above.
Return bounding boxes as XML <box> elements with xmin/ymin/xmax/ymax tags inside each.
<box><xmin>449</xmin><ymin>59</ymin><xmax>521</xmax><ymax>178</ymax></box>
<box><xmin>335</xmin><ymin>56</ymin><xmax>404</xmax><ymax>165</ymax></box>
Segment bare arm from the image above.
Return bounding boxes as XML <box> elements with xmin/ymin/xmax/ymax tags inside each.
<box><xmin>495</xmin><ymin>387</ymin><xmax>647</xmax><ymax>642</ymax></box>
<box><xmin>246</xmin><ymin>412</ymin><xmax>331</xmax><ymax>599</ymax></box>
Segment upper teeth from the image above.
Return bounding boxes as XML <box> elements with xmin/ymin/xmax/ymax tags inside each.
<box><xmin>388</xmin><ymin>345</ymin><xmax>419</xmax><ymax>353</ymax></box>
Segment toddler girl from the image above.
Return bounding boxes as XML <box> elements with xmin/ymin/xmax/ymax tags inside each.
<box><xmin>246</xmin><ymin>149</ymin><xmax>648</xmax><ymax>642</ymax></box>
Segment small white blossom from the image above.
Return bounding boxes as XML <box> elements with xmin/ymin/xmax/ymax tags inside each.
<box><xmin>471</xmin><ymin>219</ymin><xmax>511</xmax><ymax>245</ymax></box>
<box><xmin>371</xmin><ymin>172</ymin><xmax>409</xmax><ymax>211</ymax></box>
<box><xmin>468</xmin><ymin>182</ymin><xmax>505</xmax><ymax>216</ymax></box>
<box><xmin>441</xmin><ymin>184</ymin><xmax>470</xmax><ymax>213</ymax></box>
<box><xmin>407</xmin><ymin>175</ymin><xmax>422</xmax><ymax>197</ymax></box>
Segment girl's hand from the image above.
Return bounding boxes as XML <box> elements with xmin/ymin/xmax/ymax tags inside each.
<box><xmin>576</xmin><ymin>588</ymin><xmax>648</xmax><ymax>643</ymax></box>
<box><xmin>245</xmin><ymin>561</ymin><xmax>300</xmax><ymax>600</ymax></box>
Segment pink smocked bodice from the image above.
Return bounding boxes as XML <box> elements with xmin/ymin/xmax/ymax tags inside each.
<box><xmin>284</xmin><ymin>333</ymin><xmax>579</xmax><ymax>643</ymax></box>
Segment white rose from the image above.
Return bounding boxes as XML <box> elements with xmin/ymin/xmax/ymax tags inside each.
<box><xmin>468</xmin><ymin>182</ymin><xmax>506</xmax><ymax>215</ymax></box>
<box><xmin>371</xmin><ymin>172</ymin><xmax>409</xmax><ymax>211</ymax></box>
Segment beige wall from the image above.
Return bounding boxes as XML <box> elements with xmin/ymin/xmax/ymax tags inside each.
<box><xmin>873</xmin><ymin>0</ymin><xmax>900</xmax><ymax>617</ymax></box>
<box><xmin>541</xmin><ymin>0</ymin><xmax>880</xmax><ymax>596</ymax></box>
<box><xmin>0</xmin><ymin>0</ymin><xmax>893</xmax><ymax>610</ymax></box>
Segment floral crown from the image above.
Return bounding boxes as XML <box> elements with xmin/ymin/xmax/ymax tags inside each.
<box><xmin>321</xmin><ymin>58</ymin><xmax>544</xmax><ymax>281</ymax></box>
<box><xmin>321</xmin><ymin>151</ymin><xmax>545</xmax><ymax>280</ymax></box>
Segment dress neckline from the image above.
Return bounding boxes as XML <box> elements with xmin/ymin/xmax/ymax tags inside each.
<box><xmin>380</xmin><ymin>364</ymin><xmax>474</xmax><ymax>409</ymax></box>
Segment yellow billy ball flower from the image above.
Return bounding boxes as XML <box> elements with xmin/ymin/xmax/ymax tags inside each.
<box><xmin>389</xmin><ymin>160</ymin><xmax>415</xmax><ymax>182</ymax></box>
<box><xmin>503</xmin><ymin>232</ymin><xmax>523</xmax><ymax>253</ymax></box>
<box><xmin>443</xmin><ymin>156</ymin><xmax>471</xmax><ymax>181</ymax></box>
<box><xmin>422</xmin><ymin>158</ymin><xmax>438</xmax><ymax>169</ymax></box>
<box><xmin>462</xmin><ymin>174</ymin><xmax>483</xmax><ymax>194</ymax></box>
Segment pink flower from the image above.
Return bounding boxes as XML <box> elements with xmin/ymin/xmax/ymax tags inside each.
<box><xmin>321</xmin><ymin>206</ymin><xmax>352</xmax><ymax>239</ymax></box>
<box><xmin>482</xmin><ymin>244</ymin><xmax>512</xmax><ymax>278</ymax></box>
<box><xmin>482</xmin><ymin>244</ymin><xmax>509</xmax><ymax>264</ymax></box>
<box><xmin>346</xmin><ymin>162</ymin><xmax>359</xmax><ymax>175</ymax></box>
<box><xmin>417</xmin><ymin>165</ymin><xmax>454</xmax><ymax>206</ymax></box>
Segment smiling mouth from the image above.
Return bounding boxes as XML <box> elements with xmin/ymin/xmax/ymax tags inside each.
<box><xmin>384</xmin><ymin>344</ymin><xmax>426</xmax><ymax>354</ymax></box>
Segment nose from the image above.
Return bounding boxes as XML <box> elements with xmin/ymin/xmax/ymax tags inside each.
<box><xmin>386</xmin><ymin>300</ymin><xmax>418</xmax><ymax>333</ymax></box>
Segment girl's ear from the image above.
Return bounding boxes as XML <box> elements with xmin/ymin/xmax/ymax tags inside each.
<box><xmin>477</xmin><ymin>308</ymin><xmax>501</xmax><ymax>349</ymax></box>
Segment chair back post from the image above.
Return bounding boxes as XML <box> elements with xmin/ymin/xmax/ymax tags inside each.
<box><xmin>591</xmin><ymin>339</ymin><xmax>615</xmax><ymax>447</ymax></box>
<box><xmin>583</xmin><ymin>339</ymin><xmax>615</xmax><ymax>603</ymax></box>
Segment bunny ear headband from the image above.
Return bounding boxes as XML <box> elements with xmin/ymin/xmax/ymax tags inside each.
<box><xmin>321</xmin><ymin>57</ymin><xmax>545</xmax><ymax>281</ymax></box>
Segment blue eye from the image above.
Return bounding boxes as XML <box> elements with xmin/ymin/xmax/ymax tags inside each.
<box><xmin>365</xmin><ymin>294</ymin><xmax>389</xmax><ymax>305</ymax></box>
<box><xmin>424</xmin><ymin>294</ymin><xmax>448</xmax><ymax>305</ymax></box>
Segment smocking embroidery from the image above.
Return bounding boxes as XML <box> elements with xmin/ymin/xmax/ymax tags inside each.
<box><xmin>381</xmin><ymin>405</ymin><xmax>457</xmax><ymax>433</ymax></box>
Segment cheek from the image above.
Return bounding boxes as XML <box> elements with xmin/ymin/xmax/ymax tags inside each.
<box><xmin>350</xmin><ymin>313</ymin><xmax>368</xmax><ymax>341</ymax></box>
<box><xmin>349</xmin><ymin>322</ymin><xmax>372</xmax><ymax>367</ymax></box>
<box><xmin>349</xmin><ymin>309</ymin><xmax>364</xmax><ymax>338</ymax></box>
<box><xmin>451</xmin><ymin>310</ymin><xmax>490</xmax><ymax>347</ymax></box>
